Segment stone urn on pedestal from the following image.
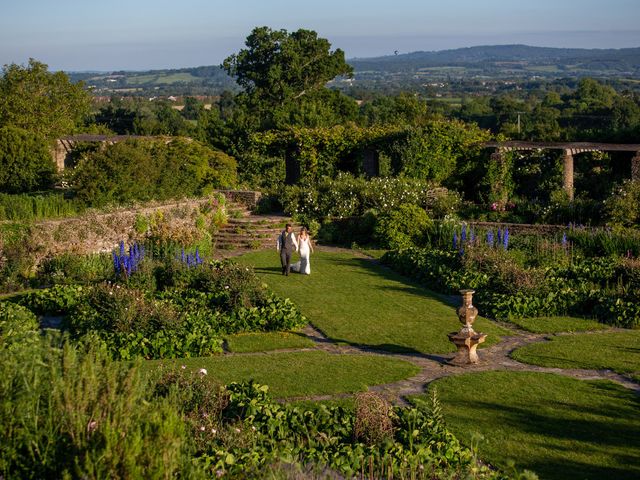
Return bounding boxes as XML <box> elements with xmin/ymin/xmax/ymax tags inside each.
<box><xmin>448</xmin><ymin>289</ymin><xmax>487</xmax><ymax>365</ymax></box>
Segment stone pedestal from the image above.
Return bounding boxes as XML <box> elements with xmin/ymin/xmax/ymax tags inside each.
<box><xmin>448</xmin><ymin>290</ymin><xmax>487</xmax><ymax>366</ymax></box>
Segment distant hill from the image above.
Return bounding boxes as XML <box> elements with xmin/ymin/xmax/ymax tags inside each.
<box><xmin>349</xmin><ymin>44</ymin><xmax>640</xmax><ymax>75</ymax></box>
<box><xmin>69</xmin><ymin>44</ymin><xmax>640</xmax><ymax>97</ymax></box>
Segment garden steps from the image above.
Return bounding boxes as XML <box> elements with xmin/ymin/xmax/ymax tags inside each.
<box><xmin>213</xmin><ymin>204</ymin><xmax>300</xmax><ymax>258</ymax></box>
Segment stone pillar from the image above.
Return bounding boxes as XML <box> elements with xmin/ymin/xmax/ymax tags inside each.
<box><xmin>632</xmin><ymin>151</ymin><xmax>640</xmax><ymax>182</ymax></box>
<box><xmin>51</xmin><ymin>140</ymin><xmax>70</xmax><ymax>172</ymax></box>
<box><xmin>562</xmin><ymin>149</ymin><xmax>574</xmax><ymax>201</ymax></box>
<box><xmin>489</xmin><ymin>148</ymin><xmax>508</xmax><ymax>207</ymax></box>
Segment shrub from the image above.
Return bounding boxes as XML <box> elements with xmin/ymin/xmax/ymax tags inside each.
<box><xmin>72</xmin><ymin>138</ymin><xmax>237</xmax><ymax>206</ymax></box>
<box><xmin>353</xmin><ymin>393</ymin><xmax>394</xmax><ymax>446</ymax></box>
<box><xmin>316</xmin><ymin>210</ymin><xmax>378</xmax><ymax>246</ymax></box>
<box><xmin>374</xmin><ymin>203</ymin><xmax>433</xmax><ymax>250</ymax></box>
<box><xmin>37</xmin><ymin>252</ymin><xmax>113</xmax><ymax>285</ymax></box>
<box><xmin>0</xmin><ymin>126</ymin><xmax>56</xmax><ymax>193</ymax></box>
<box><xmin>604</xmin><ymin>179</ymin><xmax>640</xmax><ymax>227</ymax></box>
<box><xmin>0</xmin><ymin>301</ymin><xmax>39</xmax><ymax>346</ymax></box>
<box><xmin>67</xmin><ymin>283</ymin><xmax>223</xmax><ymax>359</ymax></box>
<box><xmin>16</xmin><ymin>284</ymin><xmax>86</xmax><ymax>315</ymax></box>
<box><xmin>280</xmin><ymin>173</ymin><xmax>438</xmax><ymax>222</ymax></box>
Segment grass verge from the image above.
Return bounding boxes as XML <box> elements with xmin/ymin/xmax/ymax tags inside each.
<box><xmin>147</xmin><ymin>351</ymin><xmax>420</xmax><ymax>398</ymax></box>
<box><xmin>511</xmin><ymin>330</ymin><xmax>640</xmax><ymax>377</ymax></box>
<box><xmin>225</xmin><ymin>331</ymin><xmax>315</xmax><ymax>353</ymax></box>
<box><xmin>414</xmin><ymin>371</ymin><xmax>640</xmax><ymax>480</ymax></box>
<box><xmin>506</xmin><ymin>316</ymin><xmax>609</xmax><ymax>333</ymax></box>
<box><xmin>238</xmin><ymin>250</ymin><xmax>508</xmax><ymax>354</ymax></box>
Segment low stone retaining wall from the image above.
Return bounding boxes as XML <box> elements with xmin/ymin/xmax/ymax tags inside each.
<box><xmin>464</xmin><ymin>221</ymin><xmax>567</xmax><ymax>235</ymax></box>
<box><xmin>216</xmin><ymin>190</ymin><xmax>262</xmax><ymax>209</ymax></box>
<box><xmin>3</xmin><ymin>198</ymin><xmax>219</xmax><ymax>262</ymax></box>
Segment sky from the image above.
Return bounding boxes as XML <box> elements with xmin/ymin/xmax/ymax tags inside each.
<box><xmin>1</xmin><ymin>0</ymin><xmax>639</xmax><ymax>71</ymax></box>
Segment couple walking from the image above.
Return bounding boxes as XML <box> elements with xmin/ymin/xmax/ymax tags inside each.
<box><xmin>277</xmin><ymin>224</ymin><xmax>314</xmax><ymax>275</ymax></box>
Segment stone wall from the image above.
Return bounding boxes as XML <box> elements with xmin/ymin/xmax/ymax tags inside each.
<box><xmin>216</xmin><ymin>190</ymin><xmax>262</xmax><ymax>208</ymax></box>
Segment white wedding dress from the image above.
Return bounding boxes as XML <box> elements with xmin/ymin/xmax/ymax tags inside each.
<box><xmin>291</xmin><ymin>237</ymin><xmax>311</xmax><ymax>274</ymax></box>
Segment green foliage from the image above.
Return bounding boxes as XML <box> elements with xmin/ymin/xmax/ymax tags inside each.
<box><xmin>374</xmin><ymin>203</ymin><xmax>433</xmax><ymax>249</ymax></box>
<box><xmin>382</xmin><ymin>245</ymin><xmax>640</xmax><ymax>328</ymax></box>
<box><xmin>68</xmin><ymin>283</ymin><xmax>224</xmax><ymax>359</ymax></box>
<box><xmin>388</xmin><ymin>121</ymin><xmax>490</xmax><ymax>182</ymax></box>
<box><xmin>0</xmin><ymin>192</ymin><xmax>83</xmax><ymax>221</ymax></box>
<box><xmin>16</xmin><ymin>284</ymin><xmax>86</xmax><ymax>315</ymax></box>
<box><xmin>0</xmin><ymin>301</ymin><xmax>39</xmax><ymax>345</ymax></box>
<box><xmin>72</xmin><ymin>138</ymin><xmax>237</xmax><ymax>206</ymax></box>
<box><xmin>222</xmin><ymin>27</ymin><xmax>354</xmax><ymax>130</ymax></box>
<box><xmin>360</xmin><ymin>93</ymin><xmax>432</xmax><ymax>126</ymax></box>
<box><xmin>0</xmin><ymin>337</ymin><xmax>191</xmax><ymax>479</ymax></box>
<box><xmin>0</xmin><ymin>126</ymin><xmax>56</xmax><ymax>193</ymax></box>
<box><xmin>281</xmin><ymin>173</ymin><xmax>437</xmax><ymax>222</ymax></box>
<box><xmin>37</xmin><ymin>252</ymin><xmax>113</xmax><ymax>285</ymax></box>
<box><xmin>20</xmin><ymin>256</ymin><xmax>307</xmax><ymax>360</ymax></box>
<box><xmin>195</xmin><ymin>381</ymin><xmax>502</xmax><ymax>479</ymax></box>
<box><xmin>0</xmin><ymin>59</ymin><xmax>91</xmax><ymax>140</ymax></box>
<box><xmin>604</xmin><ymin>180</ymin><xmax>640</xmax><ymax>227</ymax></box>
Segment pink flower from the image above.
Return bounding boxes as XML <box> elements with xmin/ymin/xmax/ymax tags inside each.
<box><xmin>87</xmin><ymin>420</ymin><xmax>98</xmax><ymax>433</ymax></box>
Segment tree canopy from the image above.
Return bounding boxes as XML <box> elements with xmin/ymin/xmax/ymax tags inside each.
<box><xmin>222</xmin><ymin>27</ymin><xmax>354</xmax><ymax>130</ymax></box>
<box><xmin>0</xmin><ymin>59</ymin><xmax>91</xmax><ymax>140</ymax></box>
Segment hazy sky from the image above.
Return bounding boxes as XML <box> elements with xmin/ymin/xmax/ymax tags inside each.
<box><xmin>1</xmin><ymin>0</ymin><xmax>639</xmax><ymax>71</ymax></box>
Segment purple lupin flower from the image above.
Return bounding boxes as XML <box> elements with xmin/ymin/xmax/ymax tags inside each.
<box><xmin>497</xmin><ymin>228</ymin><xmax>502</xmax><ymax>246</ymax></box>
<box><xmin>487</xmin><ymin>230</ymin><xmax>494</xmax><ymax>247</ymax></box>
<box><xmin>470</xmin><ymin>229</ymin><xmax>476</xmax><ymax>244</ymax></box>
<box><xmin>562</xmin><ymin>233</ymin><xmax>568</xmax><ymax>248</ymax></box>
<box><xmin>195</xmin><ymin>247</ymin><xmax>202</xmax><ymax>265</ymax></box>
<box><xmin>461</xmin><ymin>225</ymin><xmax>467</xmax><ymax>243</ymax></box>
<box><xmin>112</xmin><ymin>251</ymin><xmax>120</xmax><ymax>274</ymax></box>
<box><xmin>503</xmin><ymin>228</ymin><xmax>509</xmax><ymax>250</ymax></box>
<box><xmin>119</xmin><ymin>241</ymin><xmax>125</xmax><ymax>257</ymax></box>
<box><xmin>453</xmin><ymin>232</ymin><xmax>458</xmax><ymax>250</ymax></box>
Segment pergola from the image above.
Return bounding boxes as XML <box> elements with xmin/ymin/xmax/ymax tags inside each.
<box><xmin>483</xmin><ymin>141</ymin><xmax>640</xmax><ymax>200</ymax></box>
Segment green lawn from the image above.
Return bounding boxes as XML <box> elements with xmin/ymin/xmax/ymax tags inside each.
<box><xmin>148</xmin><ymin>351</ymin><xmax>419</xmax><ymax>398</ymax></box>
<box><xmin>414</xmin><ymin>371</ymin><xmax>640</xmax><ymax>480</ymax></box>
<box><xmin>238</xmin><ymin>250</ymin><xmax>508</xmax><ymax>354</ymax></box>
<box><xmin>225</xmin><ymin>331</ymin><xmax>315</xmax><ymax>353</ymax></box>
<box><xmin>512</xmin><ymin>330</ymin><xmax>640</xmax><ymax>377</ymax></box>
<box><xmin>506</xmin><ymin>316</ymin><xmax>608</xmax><ymax>333</ymax></box>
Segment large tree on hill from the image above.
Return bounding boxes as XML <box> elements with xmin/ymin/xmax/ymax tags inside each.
<box><xmin>222</xmin><ymin>27</ymin><xmax>354</xmax><ymax>130</ymax></box>
<box><xmin>0</xmin><ymin>59</ymin><xmax>91</xmax><ymax>140</ymax></box>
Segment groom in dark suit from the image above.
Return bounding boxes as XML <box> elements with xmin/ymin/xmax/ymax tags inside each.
<box><xmin>277</xmin><ymin>223</ymin><xmax>298</xmax><ymax>275</ymax></box>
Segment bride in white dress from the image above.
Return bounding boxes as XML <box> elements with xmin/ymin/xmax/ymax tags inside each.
<box><xmin>291</xmin><ymin>227</ymin><xmax>314</xmax><ymax>274</ymax></box>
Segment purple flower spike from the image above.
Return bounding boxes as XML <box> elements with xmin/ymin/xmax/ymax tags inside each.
<box><xmin>112</xmin><ymin>252</ymin><xmax>120</xmax><ymax>274</ymax></box>
<box><xmin>453</xmin><ymin>232</ymin><xmax>458</xmax><ymax>250</ymax></box>
<box><xmin>503</xmin><ymin>228</ymin><xmax>509</xmax><ymax>250</ymax></box>
<box><xmin>487</xmin><ymin>230</ymin><xmax>494</xmax><ymax>247</ymax></box>
<box><xmin>461</xmin><ymin>225</ymin><xmax>467</xmax><ymax>242</ymax></box>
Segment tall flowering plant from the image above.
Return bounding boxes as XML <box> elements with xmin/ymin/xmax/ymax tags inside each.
<box><xmin>112</xmin><ymin>241</ymin><xmax>145</xmax><ymax>277</ymax></box>
<box><xmin>179</xmin><ymin>247</ymin><xmax>204</xmax><ymax>268</ymax></box>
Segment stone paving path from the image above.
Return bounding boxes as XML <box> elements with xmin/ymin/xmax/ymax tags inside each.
<box><xmin>270</xmin><ymin>323</ymin><xmax>639</xmax><ymax>405</ymax></box>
